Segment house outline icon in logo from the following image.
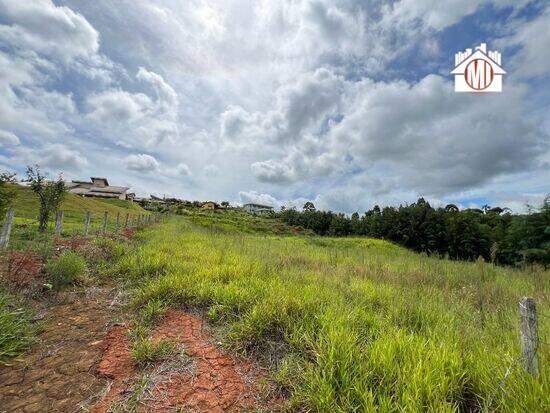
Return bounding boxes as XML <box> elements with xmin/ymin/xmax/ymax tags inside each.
<box><xmin>451</xmin><ymin>43</ymin><xmax>505</xmax><ymax>92</ymax></box>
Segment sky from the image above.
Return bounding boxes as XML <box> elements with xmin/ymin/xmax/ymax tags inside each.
<box><xmin>0</xmin><ymin>0</ymin><xmax>549</xmax><ymax>213</ymax></box>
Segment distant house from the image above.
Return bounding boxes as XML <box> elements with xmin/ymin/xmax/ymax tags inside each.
<box><xmin>201</xmin><ymin>201</ymin><xmax>218</xmax><ymax>210</ymax></box>
<box><xmin>243</xmin><ymin>203</ymin><xmax>274</xmax><ymax>215</ymax></box>
<box><xmin>66</xmin><ymin>177</ymin><xmax>129</xmax><ymax>200</ymax></box>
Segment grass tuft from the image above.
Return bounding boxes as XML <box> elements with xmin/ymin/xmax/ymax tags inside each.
<box><xmin>45</xmin><ymin>251</ymin><xmax>87</xmax><ymax>289</ymax></box>
<box><xmin>130</xmin><ymin>338</ymin><xmax>177</xmax><ymax>366</ymax></box>
<box><xmin>0</xmin><ymin>290</ymin><xmax>35</xmax><ymax>361</ymax></box>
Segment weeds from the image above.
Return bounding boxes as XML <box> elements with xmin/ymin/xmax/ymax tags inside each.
<box><xmin>45</xmin><ymin>251</ymin><xmax>87</xmax><ymax>289</ymax></box>
<box><xmin>0</xmin><ymin>290</ymin><xmax>35</xmax><ymax>361</ymax></box>
<box><xmin>131</xmin><ymin>338</ymin><xmax>177</xmax><ymax>366</ymax></box>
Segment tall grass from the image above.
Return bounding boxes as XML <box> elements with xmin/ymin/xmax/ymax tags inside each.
<box><xmin>0</xmin><ymin>290</ymin><xmax>35</xmax><ymax>361</ymax></box>
<box><xmin>115</xmin><ymin>217</ymin><xmax>550</xmax><ymax>411</ymax></box>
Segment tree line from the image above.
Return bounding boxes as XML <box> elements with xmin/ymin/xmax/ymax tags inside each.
<box><xmin>278</xmin><ymin>197</ymin><xmax>550</xmax><ymax>267</ymax></box>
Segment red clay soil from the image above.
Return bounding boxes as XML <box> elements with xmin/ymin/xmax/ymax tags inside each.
<box><xmin>0</xmin><ymin>286</ymin><xmax>120</xmax><ymax>413</ymax></box>
<box><xmin>92</xmin><ymin>310</ymin><xmax>276</xmax><ymax>412</ymax></box>
<box><xmin>148</xmin><ymin>310</ymin><xmax>267</xmax><ymax>412</ymax></box>
<box><xmin>90</xmin><ymin>325</ymin><xmax>135</xmax><ymax>413</ymax></box>
<box><xmin>0</xmin><ymin>250</ymin><xmax>44</xmax><ymax>288</ymax></box>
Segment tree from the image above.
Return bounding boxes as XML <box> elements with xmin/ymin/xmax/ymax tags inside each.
<box><xmin>221</xmin><ymin>201</ymin><xmax>230</xmax><ymax>208</ymax></box>
<box><xmin>303</xmin><ymin>201</ymin><xmax>316</xmax><ymax>212</ymax></box>
<box><xmin>0</xmin><ymin>171</ymin><xmax>16</xmax><ymax>217</ymax></box>
<box><xmin>26</xmin><ymin>165</ymin><xmax>66</xmax><ymax>232</ymax></box>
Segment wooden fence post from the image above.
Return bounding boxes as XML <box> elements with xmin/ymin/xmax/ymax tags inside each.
<box><xmin>54</xmin><ymin>210</ymin><xmax>64</xmax><ymax>236</ymax></box>
<box><xmin>102</xmin><ymin>211</ymin><xmax>108</xmax><ymax>234</ymax></box>
<box><xmin>83</xmin><ymin>211</ymin><xmax>91</xmax><ymax>237</ymax></box>
<box><xmin>115</xmin><ymin>212</ymin><xmax>120</xmax><ymax>232</ymax></box>
<box><xmin>0</xmin><ymin>207</ymin><xmax>14</xmax><ymax>249</ymax></box>
<box><xmin>519</xmin><ymin>297</ymin><xmax>539</xmax><ymax>376</ymax></box>
<box><xmin>124</xmin><ymin>213</ymin><xmax>129</xmax><ymax>229</ymax></box>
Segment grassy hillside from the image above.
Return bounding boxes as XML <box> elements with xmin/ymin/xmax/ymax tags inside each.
<box><xmin>6</xmin><ymin>184</ymin><xmax>148</xmax><ymax>239</ymax></box>
<box><xmin>180</xmin><ymin>208</ymin><xmax>312</xmax><ymax>235</ymax></box>
<box><xmin>115</xmin><ymin>216</ymin><xmax>549</xmax><ymax>412</ymax></box>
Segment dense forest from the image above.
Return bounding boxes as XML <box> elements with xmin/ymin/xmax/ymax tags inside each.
<box><xmin>278</xmin><ymin>197</ymin><xmax>550</xmax><ymax>266</ymax></box>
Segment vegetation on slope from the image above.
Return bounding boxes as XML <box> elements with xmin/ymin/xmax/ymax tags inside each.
<box><xmin>9</xmin><ymin>184</ymin><xmax>145</xmax><ymax>219</ymax></box>
<box><xmin>115</xmin><ymin>216</ymin><xmax>550</xmax><ymax>412</ymax></box>
<box><xmin>5</xmin><ymin>184</ymin><xmax>148</xmax><ymax>238</ymax></box>
<box><xmin>0</xmin><ymin>183</ymin><xmax>144</xmax><ymax>361</ymax></box>
<box><xmin>181</xmin><ymin>208</ymin><xmax>311</xmax><ymax>235</ymax></box>
<box><xmin>279</xmin><ymin>196</ymin><xmax>550</xmax><ymax>267</ymax></box>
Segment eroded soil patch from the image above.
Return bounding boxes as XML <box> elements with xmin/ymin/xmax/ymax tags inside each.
<box><xmin>0</xmin><ymin>250</ymin><xmax>44</xmax><ymax>289</ymax></box>
<box><xmin>93</xmin><ymin>309</ymin><xmax>277</xmax><ymax>412</ymax></box>
<box><xmin>0</xmin><ymin>286</ymin><xmax>121</xmax><ymax>413</ymax></box>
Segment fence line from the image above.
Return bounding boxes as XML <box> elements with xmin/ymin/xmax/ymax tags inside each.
<box><xmin>0</xmin><ymin>207</ymin><xmax>14</xmax><ymax>249</ymax></box>
<box><xmin>54</xmin><ymin>210</ymin><xmax>64</xmax><ymax>236</ymax></box>
<box><xmin>0</xmin><ymin>207</ymin><xmax>160</xmax><ymax>248</ymax></box>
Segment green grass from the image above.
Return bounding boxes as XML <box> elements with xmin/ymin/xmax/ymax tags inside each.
<box><xmin>45</xmin><ymin>251</ymin><xmax>87</xmax><ymax>289</ymax></box>
<box><xmin>130</xmin><ymin>338</ymin><xmax>177</xmax><ymax>366</ymax></box>
<box><xmin>0</xmin><ymin>290</ymin><xmax>35</xmax><ymax>362</ymax></box>
<box><xmin>4</xmin><ymin>184</ymin><xmax>150</xmax><ymax>247</ymax></box>
<box><xmin>183</xmin><ymin>208</ymin><xmax>311</xmax><ymax>235</ymax></box>
<box><xmin>114</xmin><ymin>216</ymin><xmax>550</xmax><ymax>412</ymax></box>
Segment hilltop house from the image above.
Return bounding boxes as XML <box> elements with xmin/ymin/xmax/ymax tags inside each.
<box><xmin>66</xmin><ymin>177</ymin><xmax>129</xmax><ymax>200</ymax></box>
<box><xmin>201</xmin><ymin>201</ymin><xmax>218</xmax><ymax>210</ymax></box>
<box><xmin>243</xmin><ymin>203</ymin><xmax>274</xmax><ymax>215</ymax></box>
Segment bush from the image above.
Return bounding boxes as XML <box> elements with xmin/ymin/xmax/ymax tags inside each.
<box><xmin>45</xmin><ymin>251</ymin><xmax>87</xmax><ymax>289</ymax></box>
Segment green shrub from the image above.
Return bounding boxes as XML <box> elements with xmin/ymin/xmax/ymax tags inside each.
<box><xmin>45</xmin><ymin>251</ymin><xmax>87</xmax><ymax>288</ymax></box>
<box><xmin>0</xmin><ymin>291</ymin><xmax>35</xmax><ymax>360</ymax></box>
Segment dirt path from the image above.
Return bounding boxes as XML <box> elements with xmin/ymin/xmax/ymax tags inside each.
<box><xmin>0</xmin><ymin>286</ymin><xmax>121</xmax><ymax>413</ymax></box>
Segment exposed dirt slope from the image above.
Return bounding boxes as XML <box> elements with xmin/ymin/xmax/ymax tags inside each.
<box><xmin>92</xmin><ymin>309</ymin><xmax>277</xmax><ymax>412</ymax></box>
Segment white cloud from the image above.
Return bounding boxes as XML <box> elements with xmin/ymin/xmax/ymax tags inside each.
<box><xmin>0</xmin><ymin>0</ymin><xmax>99</xmax><ymax>62</ymax></box>
<box><xmin>176</xmin><ymin>162</ymin><xmax>192</xmax><ymax>176</ymax></box>
<box><xmin>251</xmin><ymin>159</ymin><xmax>294</xmax><ymax>183</ymax></box>
<box><xmin>124</xmin><ymin>154</ymin><xmax>160</xmax><ymax>173</ymax></box>
<box><xmin>221</xmin><ymin>68</ymin><xmax>344</xmax><ymax>145</ymax></box>
<box><xmin>137</xmin><ymin>67</ymin><xmax>178</xmax><ymax>107</ymax></box>
<box><xmin>204</xmin><ymin>164</ymin><xmax>219</xmax><ymax>176</ymax></box>
<box><xmin>86</xmin><ymin>69</ymin><xmax>179</xmax><ymax>148</ymax></box>
<box><xmin>504</xmin><ymin>6</ymin><xmax>550</xmax><ymax>78</ymax></box>
<box><xmin>238</xmin><ymin>190</ymin><xmax>279</xmax><ymax>207</ymax></box>
<box><xmin>42</xmin><ymin>144</ymin><xmax>88</xmax><ymax>171</ymax></box>
<box><xmin>235</xmin><ymin>70</ymin><xmax>546</xmax><ymax>196</ymax></box>
<box><xmin>87</xmin><ymin>90</ymin><xmax>153</xmax><ymax>123</ymax></box>
<box><xmin>0</xmin><ymin>130</ymin><xmax>20</xmax><ymax>145</ymax></box>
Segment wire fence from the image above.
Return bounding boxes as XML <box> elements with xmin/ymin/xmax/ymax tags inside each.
<box><xmin>0</xmin><ymin>207</ymin><xmax>160</xmax><ymax>251</ymax></box>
